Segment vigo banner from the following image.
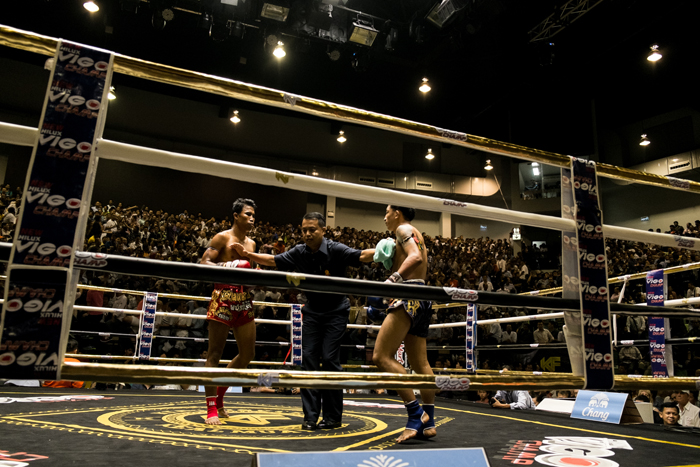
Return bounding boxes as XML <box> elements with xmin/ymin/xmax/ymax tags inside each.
<box><xmin>291</xmin><ymin>304</ymin><xmax>302</xmax><ymax>366</ymax></box>
<box><xmin>465</xmin><ymin>303</ymin><xmax>476</xmax><ymax>373</ymax></box>
<box><xmin>0</xmin><ymin>40</ymin><xmax>113</xmax><ymax>380</ymax></box>
<box><xmin>137</xmin><ymin>292</ymin><xmax>158</xmax><ymax>361</ymax></box>
<box><xmin>571</xmin><ymin>158</ymin><xmax>614</xmax><ymax>390</ymax></box>
<box><xmin>645</xmin><ymin>269</ymin><xmax>669</xmax><ymax>377</ymax></box>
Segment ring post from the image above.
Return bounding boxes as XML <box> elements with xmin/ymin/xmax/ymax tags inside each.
<box><xmin>0</xmin><ymin>41</ymin><xmax>114</xmax><ymax>380</ymax></box>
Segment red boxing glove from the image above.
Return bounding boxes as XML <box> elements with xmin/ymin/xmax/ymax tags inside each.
<box><xmin>223</xmin><ymin>259</ymin><xmax>251</xmax><ymax>268</ymax></box>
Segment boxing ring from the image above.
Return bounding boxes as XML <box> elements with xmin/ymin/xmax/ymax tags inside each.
<box><xmin>1</xmin><ymin>23</ymin><xmax>700</xmax><ymax>467</ymax></box>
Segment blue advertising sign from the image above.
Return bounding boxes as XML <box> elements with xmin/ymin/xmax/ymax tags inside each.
<box><xmin>291</xmin><ymin>304</ymin><xmax>302</xmax><ymax>366</ymax></box>
<box><xmin>0</xmin><ymin>269</ymin><xmax>69</xmax><ymax>379</ymax></box>
<box><xmin>571</xmin><ymin>158</ymin><xmax>614</xmax><ymax>390</ymax></box>
<box><xmin>13</xmin><ymin>42</ymin><xmax>111</xmax><ymax>267</ymax></box>
<box><xmin>465</xmin><ymin>303</ymin><xmax>476</xmax><ymax>373</ymax></box>
<box><xmin>138</xmin><ymin>292</ymin><xmax>158</xmax><ymax>361</ymax></box>
<box><xmin>571</xmin><ymin>390</ymin><xmax>629</xmax><ymax>424</ymax></box>
<box><xmin>645</xmin><ymin>269</ymin><xmax>669</xmax><ymax>377</ymax></box>
<box><xmin>0</xmin><ymin>40</ymin><xmax>113</xmax><ymax>380</ymax></box>
<box><xmin>255</xmin><ymin>448</ymin><xmax>490</xmax><ymax>467</ymax></box>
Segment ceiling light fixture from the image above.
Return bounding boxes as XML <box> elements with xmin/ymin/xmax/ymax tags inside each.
<box><xmin>532</xmin><ymin>162</ymin><xmax>539</xmax><ymax>167</ymax></box>
<box><xmin>273</xmin><ymin>41</ymin><xmax>286</xmax><ymax>58</ymax></box>
<box><xmin>230</xmin><ymin>110</ymin><xmax>241</xmax><ymax>123</ymax></box>
<box><xmin>533</xmin><ymin>167</ymin><xmax>540</xmax><ymax>176</ymax></box>
<box><xmin>425</xmin><ymin>148</ymin><xmax>435</xmax><ymax>160</ymax></box>
<box><xmin>639</xmin><ymin>134</ymin><xmax>650</xmax><ymax>146</ymax></box>
<box><xmin>349</xmin><ymin>15</ymin><xmax>379</xmax><ymax>47</ymax></box>
<box><xmin>647</xmin><ymin>44</ymin><xmax>662</xmax><ymax>62</ymax></box>
<box><xmin>426</xmin><ymin>0</ymin><xmax>462</xmax><ymax>28</ymax></box>
<box><xmin>337</xmin><ymin>130</ymin><xmax>346</xmax><ymax>143</ymax></box>
<box><xmin>419</xmin><ymin>78</ymin><xmax>431</xmax><ymax>93</ymax></box>
<box><xmin>261</xmin><ymin>2</ymin><xmax>290</xmax><ymax>22</ymax></box>
<box><xmin>484</xmin><ymin>159</ymin><xmax>493</xmax><ymax>170</ymax></box>
<box><xmin>108</xmin><ymin>86</ymin><xmax>116</xmax><ymax>100</ymax></box>
<box><xmin>83</xmin><ymin>1</ymin><xmax>100</xmax><ymax>12</ymax></box>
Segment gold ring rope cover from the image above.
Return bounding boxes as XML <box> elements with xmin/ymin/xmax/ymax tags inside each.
<box><xmin>60</xmin><ymin>361</ymin><xmax>700</xmax><ymax>391</ymax></box>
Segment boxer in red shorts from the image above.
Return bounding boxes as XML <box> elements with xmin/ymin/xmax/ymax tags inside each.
<box><xmin>200</xmin><ymin>198</ymin><xmax>257</xmax><ymax>425</ymax></box>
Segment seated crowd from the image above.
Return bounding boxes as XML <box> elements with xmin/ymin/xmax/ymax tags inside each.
<box><xmin>2</xmin><ymin>195</ymin><xmax>699</xmax><ymax>420</ymax></box>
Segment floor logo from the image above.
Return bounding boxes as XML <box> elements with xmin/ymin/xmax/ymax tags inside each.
<box><xmin>497</xmin><ymin>437</ymin><xmax>632</xmax><ymax>467</ymax></box>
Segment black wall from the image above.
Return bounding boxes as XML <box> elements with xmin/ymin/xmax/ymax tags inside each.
<box><xmin>92</xmin><ymin>159</ymin><xmax>308</xmax><ymax>225</ymax></box>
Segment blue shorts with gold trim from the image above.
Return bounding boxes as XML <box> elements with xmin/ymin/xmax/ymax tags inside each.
<box><xmin>386</xmin><ymin>280</ymin><xmax>432</xmax><ymax>338</ymax></box>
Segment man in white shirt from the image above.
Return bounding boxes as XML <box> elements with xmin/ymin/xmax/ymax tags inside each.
<box><xmin>674</xmin><ymin>390</ymin><xmax>700</xmax><ymax>427</ymax></box>
<box><xmin>500</xmin><ymin>324</ymin><xmax>517</xmax><ymax>344</ymax></box>
<box><xmin>533</xmin><ymin>321</ymin><xmax>554</xmax><ymax>344</ymax></box>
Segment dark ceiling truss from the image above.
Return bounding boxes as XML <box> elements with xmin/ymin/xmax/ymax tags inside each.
<box><xmin>528</xmin><ymin>0</ymin><xmax>606</xmax><ymax>42</ymax></box>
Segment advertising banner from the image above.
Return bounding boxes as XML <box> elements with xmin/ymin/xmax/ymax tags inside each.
<box><xmin>137</xmin><ymin>292</ymin><xmax>158</xmax><ymax>361</ymax></box>
<box><xmin>0</xmin><ymin>41</ymin><xmax>113</xmax><ymax>380</ymax></box>
<box><xmin>571</xmin><ymin>158</ymin><xmax>614</xmax><ymax>390</ymax></box>
<box><xmin>645</xmin><ymin>269</ymin><xmax>669</xmax><ymax>377</ymax></box>
<box><xmin>465</xmin><ymin>303</ymin><xmax>476</xmax><ymax>373</ymax></box>
<box><xmin>291</xmin><ymin>304</ymin><xmax>302</xmax><ymax>366</ymax></box>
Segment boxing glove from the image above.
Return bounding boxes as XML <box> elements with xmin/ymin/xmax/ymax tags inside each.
<box><xmin>222</xmin><ymin>259</ymin><xmax>251</xmax><ymax>268</ymax></box>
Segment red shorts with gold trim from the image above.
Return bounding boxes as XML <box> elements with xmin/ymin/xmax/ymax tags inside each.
<box><xmin>206</xmin><ymin>284</ymin><xmax>254</xmax><ymax>328</ymax></box>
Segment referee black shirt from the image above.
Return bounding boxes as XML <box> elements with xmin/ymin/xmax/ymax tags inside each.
<box><xmin>273</xmin><ymin>237</ymin><xmax>361</xmax><ymax>314</ymax></box>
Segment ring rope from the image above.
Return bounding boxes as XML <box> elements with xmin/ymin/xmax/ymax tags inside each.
<box><xmin>59</xmin><ymin>361</ymin><xmax>700</xmax><ymax>390</ymax></box>
<box><xmin>520</xmin><ymin>261</ymin><xmax>700</xmax><ymax>297</ymax></box>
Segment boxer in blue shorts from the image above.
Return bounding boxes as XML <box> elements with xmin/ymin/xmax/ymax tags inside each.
<box><xmin>371</xmin><ymin>205</ymin><xmax>437</xmax><ymax>444</ymax></box>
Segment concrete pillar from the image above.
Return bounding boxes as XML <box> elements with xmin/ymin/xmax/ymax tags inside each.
<box><xmin>440</xmin><ymin>212</ymin><xmax>451</xmax><ymax>238</ymax></box>
<box><xmin>326</xmin><ymin>195</ymin><xmax>336</xmax><ymax>229</ymax></box>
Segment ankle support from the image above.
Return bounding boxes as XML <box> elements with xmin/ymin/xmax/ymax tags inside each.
<box><xmin>404</xmin><ymin>400</ymin><xmax>424</xmax><ymax>432</ymax></box>
<box><xmin>206</xmin><ymin>396</ymin><xmax>218</xmax><ymax>418</ymax></box>
<box><xmin>216</xmin><ymin>386</ymin><xmax>228</xmax><ymax>409</ymax></box>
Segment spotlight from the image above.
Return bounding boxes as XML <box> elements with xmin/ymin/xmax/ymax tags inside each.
<box><xmin>639</xmin><ymin>134</ymin><xmax>650</xmax><ymax>146</ymax></box>
<box><xmin>426</xmin><ymin>0</ymin><xmax>463</xmax><ymax>28</ymax></box>
<box><xmin>327</xmin><ymin>46</ymin><xmax>341</xmax><ymax>61</ymax></box>
<box><xmin>349</xmin><ymin>15</ymin><xmax>379</xmax><ymax>46</ymax></box>
<box><xmin>83</xmin><ymin>1</ymin><xmax>99</xmax><ymax>12</ymax></box>
<box><xmin>261</xmin><ymin>2</ymin><xmax>290</xmax><ymax>22</ymax></box>
<box><xmin>419</xmin><ymin>78</ymin><xmax>431</xmax><ymax>93</ymax></box>
<box><xmin>273</xmin><ymin>41</ymin><xmax>286</xmax><ymax>58</ymax></box>
<box><xmin>161</xmin><ymin>7</ymin><xmax>174</xmax><ymax>21</ymax></box>
<box><xmin>484</xmin><ymin>159</ymin><xmax>493</xmax><ymax>170</ymax></box>
<box><xmin>425</xmin><ymin>148</ymin><xmax>435</xmax><ymax>160</ymax></box>
<box><xmin>647</xmin><ymin>44</ymin><xmax>662</xmax><ymax>62</ymax></box>
<box><xmin>230</xmin><ymin>110</ymin><xmax>241</xmax><ymax>124</ymax></box>
<box><xmin>385</xmin><ymin>27</ymin><xmax>398</xmax><ymax>51</ymax></box>
<box><xmin>337</xmin><ymin>130</ymin><xmax>346</xmax><ymax>143</ymax></box>
<box><xmin>232</xmin><ymin>21</ymin><xmax>245</xmax><ymax>38</ymax></box>
<box><xmin>108</xmin><ymin>86</ymin><xmax>116</xmax><ymax>100</ymax></box>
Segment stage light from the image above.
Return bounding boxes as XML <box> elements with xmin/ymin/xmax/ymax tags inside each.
<box><xmin>230</xmin><ymin>110</ymin><xmax>241</xmax><ymax>124</ymax></box>
<box><xmin>647</xmin><ymin>44</ymin><xmax>662</xmax><ymax>62</ymax></box>
<box><xmin>108</xmin><ymin>86</ymin><xmax>116</xmax><ymax>100</ymax></box>
<box><xmin>337</xmin><ymin>130</ymin><xmax>346</xmax><ymax>143</ymax></box>
<box><xmin>349</xmin><ymin>16</ymin><xmax>378</xmax><ymax>46</ymax></box>
<box><xmin>83</xmin><ymin>1</ymin><xmax>99</xmax><ymax>13</ymax></box>
<box><xmin>419</xmin><ymin>78</ymin><xmax>431</xmax><ymax>93</ymax></box>
<box><xmin>484</xmin><ymin>159</ymin><xmax>493</xmax><ymax>170</ymax></box>
<box><xmin>639</xmin><ymin>134</ymin><xmax>650</xmax><ymax>146</ymax></box>
<box><xmin>273</xmin><ymin>41</ymin><xmax>286</xmax><ymax>58</ymax></box>
<box><xmin>261</xmin><ymin>2</ymin><xmax>290</xmax><ymax>22</ymax></box>
<box><xmin>426</xmin><ymin>0</ymin><xmax>462</xmax><ymax>28</ymax></box>
<box><xmin>425</xmin><ymin>148</ymin><xmax>435</xmax><ymax>160</ymax></box>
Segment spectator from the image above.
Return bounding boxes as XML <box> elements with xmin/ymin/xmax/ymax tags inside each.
<box><xmin>673</xmin><ymin>390</ymin><xmax>700</xmax><ymax>427</ymax></box>
<box><xmin>533</xmin><ymin>322</ymin><xmax>554</xmax><ymax>344</ymax></box>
